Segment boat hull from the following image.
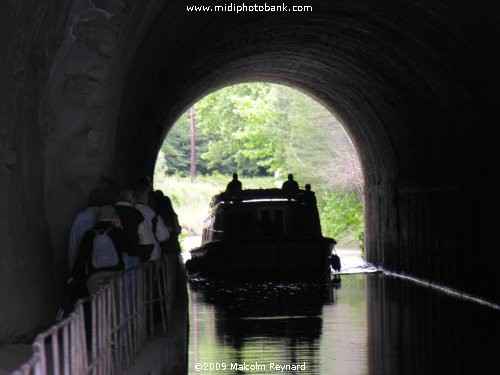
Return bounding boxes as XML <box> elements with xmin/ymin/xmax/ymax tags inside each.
<box><xmin>187</xmin><ymin>237</ymin><xmax>333</xmax><ymax>281</ymax></box>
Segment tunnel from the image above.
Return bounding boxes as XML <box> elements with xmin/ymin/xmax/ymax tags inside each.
<box><xmin>0</xmin><ymin>0</ymin><xmax>499</xmax><ymax>344</ymax></box>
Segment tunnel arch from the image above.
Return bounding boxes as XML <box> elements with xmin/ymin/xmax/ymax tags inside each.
<box><xmin>1</xmin><ymin>0</ymin><xmax>499</xmax><ymax>343</ymax></box>
<box><xmin>109</xmin><ymin>0</ymin><xmax>499</xmax><ymax>305</ymax></box>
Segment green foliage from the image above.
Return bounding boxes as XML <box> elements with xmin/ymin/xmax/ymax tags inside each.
<box><xmin>160</xmin><ymin>111</ymin><xmax>212</xmax><ymax>176</ymax></box>
<box><xmin>317</xmin><ymin>191</ymin><xmax>364</xmax><ymax>247</ymax></box>
<box><xmin>272</xmin><ymin>87</ymin><xmax>362</xmax><ymax>193</ymax></box>
<box><xmin>196</xmin><ymin>83</ymin><xmax>287</xmax><ymax>175</ymax></box>
<box><xmin>160</xmin><ymin>83</ymin><xmax>362</xmax><ymax>194</ymax></box>
<box><xmin>156</xmin><ymin>83</ymin><xmax>365</xmax><ymax>248</ymax></box>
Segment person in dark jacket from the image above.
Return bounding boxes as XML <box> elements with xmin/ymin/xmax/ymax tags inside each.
<box><xmin>153</xmin><ymin>190</ymin><xmax>182</xmax><ymax>255</ymax></box>
<box><xmin>72</xmin><ymin>205</ymin><xmax>129</xmax><ymax>295</ymax></box>
<box><xmin>115</xmin><ymin>189</ymin><xmax>154</xmax><ymax>267</ymax></box>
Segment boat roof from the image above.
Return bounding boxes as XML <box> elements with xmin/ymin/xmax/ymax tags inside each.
<box><xmin>210</xmin><ymin>188</ymin><xmax>312</xmax><ymax>207</ymax></box>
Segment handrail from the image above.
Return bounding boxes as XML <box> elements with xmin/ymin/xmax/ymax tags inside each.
<box><xmin>11</xmin><ymin>256</ymin><xmax>176</xmax><ymax>375</ymax></box>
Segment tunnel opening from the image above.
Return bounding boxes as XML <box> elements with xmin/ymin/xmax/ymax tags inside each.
<box><xmin>152</xmin><ymin>82</ymin><xmax>365</xmax><ymax>258</ymax></box>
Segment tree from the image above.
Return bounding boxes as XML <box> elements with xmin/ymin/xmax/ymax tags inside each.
<box><xmin>270</xmin><ymin>86</ymin><xmax>363</xmax><ymax>199</ymax></box>
<box><xmin>195</xmin><ymin>83</ymin><xmax>286</xmax><ymax>176</ymax></box>
<box><xmin>159</xmin><ymin>82</ymin><xmax>363</xmax><ymax>197</ymax></box>
<box><xmin>160</xmin><ymin>111</ymin><xmax>211</xmax><ymax>176</ymax></box>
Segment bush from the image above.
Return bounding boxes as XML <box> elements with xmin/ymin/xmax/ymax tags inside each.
<box><xmin>317</xmin><ymin>191</ymin><xmax>364</xmax><ymax>247</ymax></box>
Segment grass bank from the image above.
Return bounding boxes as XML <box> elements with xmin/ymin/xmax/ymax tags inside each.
<box><xmin>154</xmin><ymin>174</ymin><xmax>275</xmax><ymax>235</ymax></box>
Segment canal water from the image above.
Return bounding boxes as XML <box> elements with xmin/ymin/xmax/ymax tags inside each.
<box><xmin>188</xmin><ymin>271</ymin><xmax>500</xmax><ymax>374</ymax></box>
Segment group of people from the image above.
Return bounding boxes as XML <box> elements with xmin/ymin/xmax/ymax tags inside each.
<box><xmin>67</xmin><ymin>177</ymin><xmax>181</xmax><ymax>296</ymax></box>
<box><xmin>227</xmin><ymin>172</ymin><xmax>317</xmax><ymax>205</ymax></box>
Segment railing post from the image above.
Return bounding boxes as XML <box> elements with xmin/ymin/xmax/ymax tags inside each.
<box><xmin>12</xmin><ymin>256</ymin><xmax>175</xmax><ymax>374</ymax></box>
<box><xmin>91</xmin><ymin>295</ymin><xmax>97</xmax><ymax>374</ymax></box>
<box><xmin>33</xmin><ymin>339</ymin><xmax>46</xmax><ymax>375</ymax></box>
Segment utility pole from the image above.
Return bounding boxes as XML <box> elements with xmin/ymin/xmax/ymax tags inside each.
<box><xmin>190</xmin><ymin>105</ymin><xmax>196</xmax><ymax>182</ymax></box>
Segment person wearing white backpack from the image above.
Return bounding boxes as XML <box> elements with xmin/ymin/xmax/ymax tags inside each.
<box><xmin>67</xmin><ymin>187</ymin><xmax>111</xmax><ymax>272</ymax></box>
<box><xmin>71</xmin><ymin>205</ymin><xmax>128</xmax><ymax>294</ymax></box>
<box><xmin>134</xmin><ymin>189</ymin><xmax>170</xmax><ymax>261</ymax></box>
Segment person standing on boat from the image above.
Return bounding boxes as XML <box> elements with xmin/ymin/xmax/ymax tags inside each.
<box><xmin>299</xmin><ymin>184</ymin><xmax>317</xmax><ymax>206</ymax></box>
<box><xmin>226</xmin><ymin>172</ymin><xmax>243</xmax><ymax>193</ymax></box>
<box><xmin>282</xmin><ymin>174</ymin><xmax>299</xmax><ymax>192</ymax></box>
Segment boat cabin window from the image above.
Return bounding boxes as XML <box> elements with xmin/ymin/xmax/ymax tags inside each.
<box><xmin>258</xmin><ymin>208</ymin><xmax>284</xmax><ymax>236</ymax></box>
<box><xmin>292</xmin><ymin>205</ymin><xmax>321</xmax><ymax>235</ymax></box>
<box><xmin>214</xmin><ymin>214</ymin><xmax>223</xmax><ymax>231</ymax></box>
<box><xmin>292</xmin><ymin>206</ymin><xmax>307</xmax><ymax>234</ymax></box>
<box><xmin>224</xmin><ymin>211</ymin><xmax>256</xmax><ymax>235</ymax></box>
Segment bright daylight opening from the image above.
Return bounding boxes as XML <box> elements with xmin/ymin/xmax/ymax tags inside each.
<box><xmin>153</xmin><ymin>83</ymin><xmax>365</xmax><ymax>271</ymax></box>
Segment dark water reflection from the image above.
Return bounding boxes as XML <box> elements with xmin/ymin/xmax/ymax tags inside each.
<box><xmin>188</xmin><ymin>274</ymin><xmax>499</xmax><ymax>374</ymax></box>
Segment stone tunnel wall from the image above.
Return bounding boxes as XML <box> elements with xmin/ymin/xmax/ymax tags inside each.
<box><xmin>115</xmin><ymin>0</ymin><xmax>500</xmax><ymax>304</ymax></box>
<box><xmin>0</xmin><ymin>0</ymin><xmax>67</xmax><ymax>345</ymax></box>
<box><xmin>1</xmin><ymin>0</ymin><xmax>500</xmax><ymax>344</ymax></box>
<box><xmin>0</xmin><ymin>0</ymin><xmax>163</xmax><ymax>344</ymax></box>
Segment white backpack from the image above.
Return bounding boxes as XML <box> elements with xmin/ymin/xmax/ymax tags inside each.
<box><xmin>152</xmin><ymin>214</ymin><xmax>170</xmax><ymax>242</ymax></box>
<box><xmin>91</xmin><ymin>227</ymin><xmax>119</xmax><ymax>269</ymax></box>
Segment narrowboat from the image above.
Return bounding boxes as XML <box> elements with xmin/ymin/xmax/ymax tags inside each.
<box><xmin>186</xmin><ymin>188</ymin><xmax>336</xmax><ymax>280</ymax></box>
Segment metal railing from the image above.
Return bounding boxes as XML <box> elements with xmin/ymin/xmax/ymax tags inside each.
<box><xmin>12</xmin><ymin>256</ymin><xmax>177</xmax><ymax>375</ymax></box>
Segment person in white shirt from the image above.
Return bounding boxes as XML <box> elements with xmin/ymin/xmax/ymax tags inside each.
<box><xmin>133</xmin><ymin>189</ymin><xmax>170</xmax><ymax>261</ymax></box>
<box><xmin>67</xmin><ymin>188</ymin><xmax>110</xmax><ymax>272</ymax></box>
